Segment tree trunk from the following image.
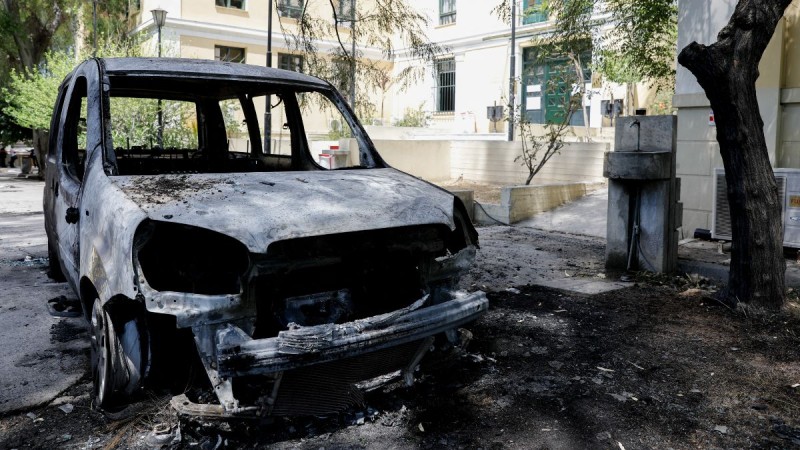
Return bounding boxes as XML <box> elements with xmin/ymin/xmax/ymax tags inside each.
<box><xmin>568</xmin><ymin>54</ymin><xmax>591</xmax><ymax>142</ymax></box>
<box><xmin>678</xmin><ymin>0</ymin><xmax>790</xmax><ymax>309</ymax></box>
<box><xmin>32</xmin><ymin>129</ymin><xmax>47</xmax><ymax>179</ymax></box>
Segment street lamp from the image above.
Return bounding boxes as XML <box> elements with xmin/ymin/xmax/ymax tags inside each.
<box><xmin>151</xmin><ymin>8</ymin><xmax>167</xmax><ymax>57</ymax></box>
<box><xmin>151</xmin><ymin>8</ymin><xmax>167</xmax><ymax>148</ymax></box>
<box><xmin>264</xmin><ymin>0</ymin><xmax>274</xmax><ymax>154</ymax></box>
<box><xmin>508</xmin><ymin>0</ymin><xmax>516</xmax><ymax>142</ymax></box>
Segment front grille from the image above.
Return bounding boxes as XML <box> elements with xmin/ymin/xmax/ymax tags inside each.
<box><xmin>250</xmin><ymin>226</ymin><xmax>448</xmax><ymax>338</ymax></box>
<box><xmin>270</xmin><ymin>340</ymin><xmax>421</xmax><ymax>416</ymax></box>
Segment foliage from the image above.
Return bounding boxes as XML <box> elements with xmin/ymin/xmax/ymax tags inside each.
<box><xmin>0</xmin><ymin>0</ymin><xmax>71</xmax><ymax>71</ymax></box>
<box><xmin>277</xmin><ymin>0</ymin><xmax>444</xmax><ymax>120</ymax></box>
<box><xmin>0</xmin><ymin>103</ymin><xmax>28</xmax><ymax>147</ymax></box>
<box><xmin>109</xmin><ymin>98</ymin><xmax>198</xmax><ymax>150</ymax></box>
<box><xmin>601</xmin><ymin>0</ymin><xmax>677</xmax><ymax>91</ymax></box>
<box><xmin>493</xmin><ymin>0</ymin><xmax>676</xmax><ymax>91</ymax></box>
<box><xmin>393</xmin><ymin>104</ymin><xmax>428</xmax><ymax>128</ymax></box>
<box><xmin>515</xmin><ymin>74</ymin><xmax>581</xmax><ymax>185</ymax></box>
<box><xmin>2</xmin><ymin>37</ymin><xmax>143</xmax><ymax>133</ymax></box>
<box><xmin>2</xmin><ymin>49</ymin><xmax>74</xmax><ymax>131</ymax></box>
<box><xmin>0</xmin><ymin>0</ymin><xmax>131</xmax><ymax>68</ymax></box>
<box><xmin>648</xmin><ymin>88</ymin><xmax>674</xmax><ymax>116</ymax></box>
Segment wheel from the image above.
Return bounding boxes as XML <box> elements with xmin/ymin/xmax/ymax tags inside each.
<box><xmin>47</xmin><ymin>240</ymin><xmax>66</xmax><ymax>282</ymax></box>
<box><xmin>90</xmin><ymin>299</ymin><xmax>143</xmax><ymax>410</ymax></box>
<box><xmin>90</xmin><ymin>299</ymin><xmax>115</xmax><ymax>408</ymax></box>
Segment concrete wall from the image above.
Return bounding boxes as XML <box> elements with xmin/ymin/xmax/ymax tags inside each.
<box><xmin>371</xmin><ymin>140</ymin><xmax>452</xmax><ymax>182</ymax></box>
<box><xmin>359</xmin><ymin>138</ymin><xmax>608</xmax><ymax>185</ymax></box>
<box><xmin>472</xmin><ymin>182</ymin><xmax>601</xmax><ymax>225</ymax></box>
<box><xmin>449</xmin><ymin>141</ymin><xmax>609</xmax><ymax>185</ymax></box>
<box><xmin>505</xmin><ymin>183</ymin><xmax>599</xmax><ymax>223</ymax></box>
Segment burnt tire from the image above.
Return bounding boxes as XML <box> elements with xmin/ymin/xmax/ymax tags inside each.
<box><xmin>90</xmin><ymin>299</ymin><xmax>143</xmax><ymax>410</ymax></box>
<box><xmin>47</xmin><ymin>241</ymin><xmax>65</xmax><ymax>282</ymax></box>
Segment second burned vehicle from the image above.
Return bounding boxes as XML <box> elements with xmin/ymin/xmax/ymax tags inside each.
<box><xmin>43</xmin><ymin>58</ymin><xmax>488</xmax><ymax>417</ymax></box>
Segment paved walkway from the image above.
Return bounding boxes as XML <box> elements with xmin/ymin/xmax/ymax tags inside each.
<box><xmin>0</xmin><ymin>173</ymin><xmax>87</xmax><ymax>414</ymax></box>
<box><xmin>515</xmin><ymin>188</ymin><xmax>608</xmax><ymax>238</ymax></box>
<box><xmin>513</xmin><ymin>185</ymin><xmax>800</xmax><ymax>289</ymax></box>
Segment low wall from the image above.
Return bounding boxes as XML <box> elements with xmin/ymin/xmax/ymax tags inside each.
<box><xmin>450</xmin><ymin>141</ymin><xmax>610</xmax><ymax>185</ymax></box>
<box><xmin>473</xmin><ymin>182</ymin><xmax>604</xmax><ymax>225</ymax></box>
<box><xmin>343</xmin><ymin>137</ymin><xmax>609</xmax><ymax>186</ymax></box>
<box><xmin>370</xmin><ymin>140</ymin><xmax>451</xmax><ymax>181</ymax></box>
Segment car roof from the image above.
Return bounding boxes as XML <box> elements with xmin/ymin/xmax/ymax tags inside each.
<box><xmin>96</xmin><ymin>57</ymin><xmax>329</xmax><ymax>89</ymax></box>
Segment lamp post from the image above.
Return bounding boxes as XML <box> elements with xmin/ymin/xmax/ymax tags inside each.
<box><xmin>508</xmin><ymin>0</ymin><xmax>516</xmax><ymax>142</ymax></box>
<box><xmin>151</xmin><ymin>8</ymin><xmax>167</xmax><ymax>148</ymax></box>
<box><xmin>92</xmin><ymin>0</ymin><xmax>97</xmax><ymax>57</ymax></box>
<box><xmin>151</xmin><ymin>8</ymin><xmax>167</xmax><ymax>57</ymax></box>
<box><xmin>264</xmin><ymin>0</ymin><xmax>273</xmax><ymax>154</ymax></box>
<box><xmin>350</xmin><ymin>0</ymin><xmax>356</xmax><ymax>109</ymax></box>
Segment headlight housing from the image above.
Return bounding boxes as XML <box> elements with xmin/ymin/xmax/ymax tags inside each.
<box><xmin>134</xmin><ymin>220</ymin><xmax>250</xmax><ymax>295</ymax></box>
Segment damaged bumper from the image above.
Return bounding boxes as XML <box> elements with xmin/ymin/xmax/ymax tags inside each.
<box><xmin>171</xmin><ymin>290</ymin><xmax>487</xmax><ymax>418</ymax></box>
<box><xmin>216</xmin><ymin>290</ymin><xmax>488</xmax><ymax>377</ymax></box>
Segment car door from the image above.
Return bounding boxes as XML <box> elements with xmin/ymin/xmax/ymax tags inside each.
<box><xmin>44</xmin><ymin>80</ymin><xmax>69</xmax><ymax>267</ymax></box>
<box><xmin>52</xmin><ymin>69</ymin><xmax>91</xmax><ymax>291</ymax></box>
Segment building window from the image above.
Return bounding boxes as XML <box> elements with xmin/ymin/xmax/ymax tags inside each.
<box><xmin>215</xmin><ymin>45</ymin><xmax>246</xmax><ymax>63</ymax></box>
<box><xmin>522</xmin><ymin>0</ymin><xmax>548</xmax><ymax>24</ymax></box>
<box><xmin>277</xmin><ymin>0</ymin><xmax>303</xmax><ymax>19</ymax></box>
<box><xmin>216</xmin><ymin>0</ymin><xmax>245</xmax><ymax>9</ymax></box>
<box><xmin>336</xmin><ymin>0</ymin><xmax>355</xmax><ymax>24</ymax></box>
<box><xmin>278</xmin><ymin>54</ymin><xmax>303</xmax><ymax>72</ymax></box>
<box><xmin>439</xmin><ymin>0</ymin><xmax>456</xmax><ymax>25</ymax></box>
<box><xmin>435</xmin><ymin>59</ymin><xmax>455</xmax><ymax>112</ymax></box>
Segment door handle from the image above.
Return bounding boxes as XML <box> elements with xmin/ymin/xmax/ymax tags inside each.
<box><xmin>65</xmin><ymin>207</ymin><xmax>80</xmax><ymax>224</ymax></box>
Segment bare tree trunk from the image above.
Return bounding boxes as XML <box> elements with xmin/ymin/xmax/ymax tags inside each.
<box><xmin>569</xmin><ymin>54</ymin><xmax>590</xmax><ymax>142</ymax></box>
<box><xmin>678</xmin><ymin>0</ymin><xmax>790</xmax><ymax>309</ymax></box>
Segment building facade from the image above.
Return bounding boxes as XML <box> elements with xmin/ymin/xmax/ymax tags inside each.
<box><xmin>388</xmin><ymin>1</ymin><xmax>651</xmax><ymax>135</ymax></box>
<box><xmin>127</xmin><ymin>1</ymin><xmax>658</xmax><ymax>143</ymax></box>
<box><xmin>129</xmin><ymin>0</ymin><xmax>392</xmax><ymax>146</ymax></box>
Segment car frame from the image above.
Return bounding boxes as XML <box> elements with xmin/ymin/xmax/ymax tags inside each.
<box><xmin>44</xmin><ymin>57</ymin><xmax>487</xmax><ymax>417</ymax></box>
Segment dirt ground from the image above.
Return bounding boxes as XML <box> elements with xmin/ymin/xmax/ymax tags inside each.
<box><xmin>2</xmin><ymin>226</ymin><xmax>800</xmax><ymax>449</ymax></box>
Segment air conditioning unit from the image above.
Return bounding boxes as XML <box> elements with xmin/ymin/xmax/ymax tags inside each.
<box><xmin>711</xmin><ymin>167</ymin><xmax>800</xmax><ymax>247</ymax></box>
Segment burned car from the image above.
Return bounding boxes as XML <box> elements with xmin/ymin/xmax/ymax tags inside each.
<box><xmin>43</xmin><ymin>58</ymin><xmax>487</xmax><ymax>417</ymax></box>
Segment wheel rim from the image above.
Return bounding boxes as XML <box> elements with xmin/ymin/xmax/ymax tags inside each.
<box><xmin>90</xmin><ymin>300</ymin><xmax>109</xmax><ymax>405</ymax></box>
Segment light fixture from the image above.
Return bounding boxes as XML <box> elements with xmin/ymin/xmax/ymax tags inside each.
<box><xmin>151</xmin><ymin>8</ymin><xmax>167</xmax><ymax>29</ymax></box>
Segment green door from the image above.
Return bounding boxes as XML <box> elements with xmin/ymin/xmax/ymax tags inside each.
<box><xmin>522</xmin><ymin>49</ymin><xmax>590</xmax><ymax>125</ymax></box>
<box><xmin>543</xmin><ymin>59</ymin><xmax>573</xmax><ymax>124</ymax></box>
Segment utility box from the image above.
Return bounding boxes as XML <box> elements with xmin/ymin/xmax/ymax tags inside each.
<box><xmin>604</xmin><ymin>116</ymin><xmax>682</xmax><ymax>273</ymax></box>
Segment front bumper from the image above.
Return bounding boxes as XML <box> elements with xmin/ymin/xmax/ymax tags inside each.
<box><xmin>172</xmin><ymin>290</ymin><xmax>488</xmax><ymax>418</ymax></box>
<box><xmin>216</xmin><ymin>290</ymin><xmax>488</xmax><ymax>378</ymax></box>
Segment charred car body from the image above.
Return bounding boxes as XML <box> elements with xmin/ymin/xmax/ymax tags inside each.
<box><xmin>44</xmin><ymin>58</ymin><xmax>487</xmax><ymax>417</ymax></box>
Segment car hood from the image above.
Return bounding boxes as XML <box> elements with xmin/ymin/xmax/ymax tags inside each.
<box><xmin>110</xmin><ymin>168</ymin><xmax>455</xmax><ymax>253</ymax></box>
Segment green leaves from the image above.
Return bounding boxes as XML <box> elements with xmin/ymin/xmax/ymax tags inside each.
<box><xmin>601</xmin><ymin>0</ymin><xmax>677</xmax><ymax>90</ymax></box>
<box><xmin>495</xmin><ymin>0</ymin><xmax>676</xmax><ymax>91</ymax></box>
<box><xmin>2</xmin><ymin>50</ymin><xmax>73</xmax><ymax>130</ymax></box>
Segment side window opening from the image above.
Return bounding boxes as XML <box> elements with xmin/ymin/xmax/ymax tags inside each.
<box><xmin>297</xmin><ymin>91</ymin><xmax>362</xmax><ymax>170</ymax></box>
<box><xmin>257</xmin><ymin>93</ymin><xmax>293</xmax><ymax>157</ymax></box>
<box><xmin>48</xmin><ymin>87</ymin><xmax>68</xmax><ymax>160</ymax></box>
<box><xmin>62</xmin><ymin>77</ymin><xmax>88</xmax><ymax>182</ymax></box>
